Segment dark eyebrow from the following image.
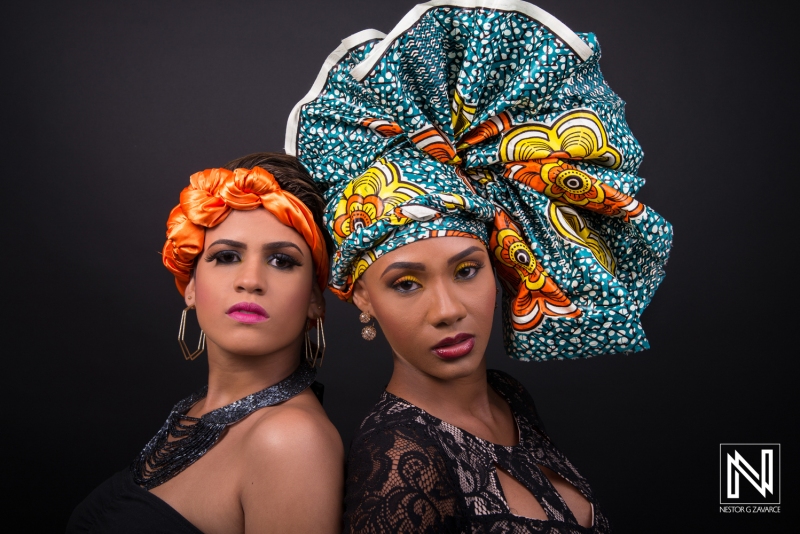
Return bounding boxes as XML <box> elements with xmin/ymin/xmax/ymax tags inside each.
<box><xmin>206</xmin><ymin>239</ymin><xmax>304</xmax><ymax>256</ymax></box>
<box><xmin>380</xmin><ymin>261</ymin><xmax>426</xmax><ymax>280</ymax></box>
<box><xmin>447</xmin><ymin>246</ymin><xmax>485</xmax><ymax>265</ymax></box>
<box><xmin>378</xmin><ymin>245</ymin><xmax>486</xmax><ymax>280</ymax></box>
<box><xmin>207</xmin><ymin>239</ymin><xmax>246</xmax><ymax>249</ymax></box>
<box><xmin>263</xmin><ymin>241</ymin><xmax>304</xmax><ymax>256</ymax></box>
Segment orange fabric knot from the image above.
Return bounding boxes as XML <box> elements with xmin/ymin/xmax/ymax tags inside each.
<box><xmin>180</xmin><ymin>168</ymin><xmax>231</xmax><ymax>228</ymax></box>
<box><xmin>219</xmin><ymin>167</ymin><xmax>281</xmax><ymax>209</ymax></box>
<box><xmin>162</xmin><ymin>167</ymin><xmax>329</xmax><ymax>295</ymax></box>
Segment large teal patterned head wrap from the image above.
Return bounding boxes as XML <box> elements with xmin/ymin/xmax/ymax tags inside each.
<box><xmin>286</xmin><ymin>0</ymin><xmax>672</xmax><ymax>361</ymax></box>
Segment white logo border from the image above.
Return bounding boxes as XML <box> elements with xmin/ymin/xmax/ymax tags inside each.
<box><xmin>719</xmin><ymin>443</ymin><xmax>781</xmax><ymax>505</ymax></box>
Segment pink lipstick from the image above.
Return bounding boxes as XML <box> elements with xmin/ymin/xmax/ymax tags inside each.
<box><xmin>432</xmin><ymin>333</ymin><xmax>475</xmax><ymax>360</ymax></box>
<box><xmin>226</xmin><ymin>302</ymin><xmax>269</xmax><ymax>324</ymax></box>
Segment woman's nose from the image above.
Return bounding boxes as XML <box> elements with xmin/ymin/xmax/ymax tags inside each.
<box><xmin>427</xmin><ymin>279</ymin><xmax>467</xmax><ymax>326</ymax></box>
<box><xmin>234</xmin><ymin>257</ymin><xmax>265</xmax><ymax>294</ymax></box>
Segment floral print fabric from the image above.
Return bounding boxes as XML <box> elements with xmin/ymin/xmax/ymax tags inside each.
<box><xmin>287</xmin><ymin>0</ymin><xmax>672</xmax><ymax>360</ymax></box>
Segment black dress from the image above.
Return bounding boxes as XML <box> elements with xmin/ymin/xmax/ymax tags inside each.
<box><xmin>344</xmin><ymin>370</ymin><xmax>611</xmax><ymax>533</ymax></box>
<box><xmin>67</xmin><ymin>365</ymin><xmax>322</xmax><ymax>533</ymax></box>
<box><xmin>66</xmin><ymin>469</ymin><xmax>202</xmax><ymax>533</ymax></box>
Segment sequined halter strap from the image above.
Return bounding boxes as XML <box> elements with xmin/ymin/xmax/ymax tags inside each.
<box><xmin>131</xmin><ymin>361</ymin><xmax>316</xmax><ymax>489</ymax></box>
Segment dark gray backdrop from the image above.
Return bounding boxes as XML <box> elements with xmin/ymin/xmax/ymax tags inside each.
<box><xmin>2</xmin><ymin>1</ymin><xmax>795</xmax><ymax>532</ymax></box>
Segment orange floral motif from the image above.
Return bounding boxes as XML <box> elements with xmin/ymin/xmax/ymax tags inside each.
<box><xmin>332</xmin><ymin>158</ymin><xmax>428</xmax><ymax>243</ymax></box>
<box><xmin>497</xmin><ymin>108</ymin><xmax>643</xmax><ymax>221</ymax></box>
<box><xmin>359</xmin><ymin>118</ymin><xmax>404</xmax><ymax>137</ymax></box>
<box><xmin>458</xmin><ymin>111</ymin><xmax>513</xmax><ymax>149</ymax></box>
<box><xmin>410</xmin><ymin>124</ymin><xmax>461</xmax><ymax>164</ymax></box>
<box><xmin>504</xmin><ymin>159</ymin><xmax>644</xmax><ymax>221</ymax></box>
<box><xmin>490</xmin><ymin>210</ymin><xmax>580</xmax><ymax>331</ymax></box>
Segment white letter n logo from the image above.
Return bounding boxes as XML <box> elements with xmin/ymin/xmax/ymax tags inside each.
<box><xmin>727</xmin><ymin>449</ymin><xmax>773</xmax><ymax>498</ymax></box>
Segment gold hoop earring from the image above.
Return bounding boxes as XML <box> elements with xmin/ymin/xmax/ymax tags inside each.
<box><xmin>305</xmin><ymin>319</ymin><xmax>312</xmax><ymax>365</ymax></box>
<box><xmin>315</xmin><ymin>317</ymin><xmax>326</xmax><ymax>367</ymax></box>
<box><xmin>178</xmin><ymin>305</ymin><xmax>206</xmax><ymax>361</ymax></box>
<box><xmin>305</xmin><ymin>317</ymin><xmax>327</xmax><ymax>367</ymax></box>
<box><xmin>360</xmin><ymin>311</ymin><xmax>376</xmax><ymax>341</ymax></box>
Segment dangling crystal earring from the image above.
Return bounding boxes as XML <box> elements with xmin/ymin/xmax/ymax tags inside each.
<box><xmin>360</xmin><ymin>311</ymin><xmax>376</xmax><ymax>341</ymax></box>
<box><xmin>178</xmin><ymin>305</ymin><xmax>206</xmax><ymax>360</ymax></box>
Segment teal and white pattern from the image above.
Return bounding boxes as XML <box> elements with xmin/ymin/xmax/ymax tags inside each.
<box><xmin>287</xmin><ymin>0</ymin><xmax>672</xmax><ymax>361</ymax></box>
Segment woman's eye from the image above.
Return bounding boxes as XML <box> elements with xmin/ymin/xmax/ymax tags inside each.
<box><xmin>212</xmin><ymin>250</ymin><xmax>240</xmax><ymax>264</ymax></box>
<box><xmin>392</xmin><ymin>276</ymin><xmax>421</xmax><ymax>293</ymax></box>
<box><xmin>268</xmin><ymin>253</ymin><xmax>301</xmax><ymax>270</ymax></box>
<box><xmin>455</xmin><ymin>261</ymin><xmax>481</xmax><ymax>280</ymax></box>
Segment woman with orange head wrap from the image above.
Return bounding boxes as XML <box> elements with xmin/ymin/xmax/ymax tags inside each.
<box><xmin>68</xmin><ymin>153</ymin><xmax>343</xmax><ymax>534</ymax></box>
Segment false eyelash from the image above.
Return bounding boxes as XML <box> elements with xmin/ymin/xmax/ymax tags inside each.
<box><xmin>456</xmin><ymin>260</ymin><xmax>483</xmax><ymax>274</ymax></box>
<box><xmin>391</xmin><ymin>275</ymin><xmax>422</xmax><ymax>291</ymax></box>
<box><xmin>204</xmin><ymin>250</ymin><xmax>239</xmax><ymax>263</ymax></box>
<box><xmin>455</xmin><ymin>260</ymin><xmax>483</xmax><ymax>272</ymax></box>
<box><xmin>269</xmin><ymin>252</ymin><xmax>303</xmax><ymax>268</ymax></box>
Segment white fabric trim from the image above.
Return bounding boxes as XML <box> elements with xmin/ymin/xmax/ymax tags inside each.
<box><xmin>284</xmin><ymin>29</ymin><xmax>386</xmax><ymax>156</ymax></box>
<box><xmin>351</xmin><ymin>0</ymin><xmax>592</xmax><ymax>82</ymax></box>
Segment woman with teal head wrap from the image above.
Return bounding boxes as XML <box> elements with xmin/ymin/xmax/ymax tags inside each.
<box><xmin>288</xmin><ymin>1</ymin><xmax>671</xmax><ymax>530</ymax></box>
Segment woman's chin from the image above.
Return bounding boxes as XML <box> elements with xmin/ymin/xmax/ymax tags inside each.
<box><xmin>426</xmin><ymin>353</ymin><xmax>485</xmax><ymax>380</ymax></box>
<box><xmin>208</xmin><ymin>337</ymin><xmax>297</xmax><ymax>360</ymax></box>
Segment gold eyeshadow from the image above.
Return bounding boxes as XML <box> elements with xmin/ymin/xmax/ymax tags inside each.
<box><xmin>454</xmin><ymin>260</ymin><xmax>481</xmax><ymax>273</ymax></box>
<box><xmin>392</xmin><ymin>274</ymin><xmax>422</xmax><ymax>287</ymax></box>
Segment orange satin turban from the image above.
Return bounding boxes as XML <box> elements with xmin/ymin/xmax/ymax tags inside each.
<box><xmin>162</xmin><ymin>166</ymin><xmax>329</xmax><ymax>295</ymax></box>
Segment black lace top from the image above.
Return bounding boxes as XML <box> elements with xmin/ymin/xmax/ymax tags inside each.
<box><xmin>344</xmin><ymin>370</ymin><xmax>611</xmax><ymax>533</ymax></box>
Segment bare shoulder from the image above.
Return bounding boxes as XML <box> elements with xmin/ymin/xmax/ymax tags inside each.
<box><xmin>241</xmin><ymin>389</ymin><xmax>344</xmax><ymax>467</ymax></box>
<box><xmin>237</xmin><ymin>389</ymin><xmax>344</xmax><ymax>533</ymax></box>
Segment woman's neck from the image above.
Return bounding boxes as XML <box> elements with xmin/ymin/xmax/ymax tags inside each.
<box><xmin>385</xmin><ymin>354</ymin><xmax>517</xmax><ymax>446</ymax></box>
<box><xmin>387</xmin><ymin>356</ymin><xmax>493</xmax><ymax>419</ymax></box>
<box><xmin>192</xmin><ymin>336</ymin><xmax>305</xmax><ymax>415</ymax></box>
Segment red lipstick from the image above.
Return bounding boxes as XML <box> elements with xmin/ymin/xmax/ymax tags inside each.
<box><xmin>432</xmin><ymin>333</ymin><xmax>475</xmax><ymax>360</ymax></box>
<box><xmin>226</xmin><ymin>302</ymin><xmax>269</xmax><ymax>324</ymax></box>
